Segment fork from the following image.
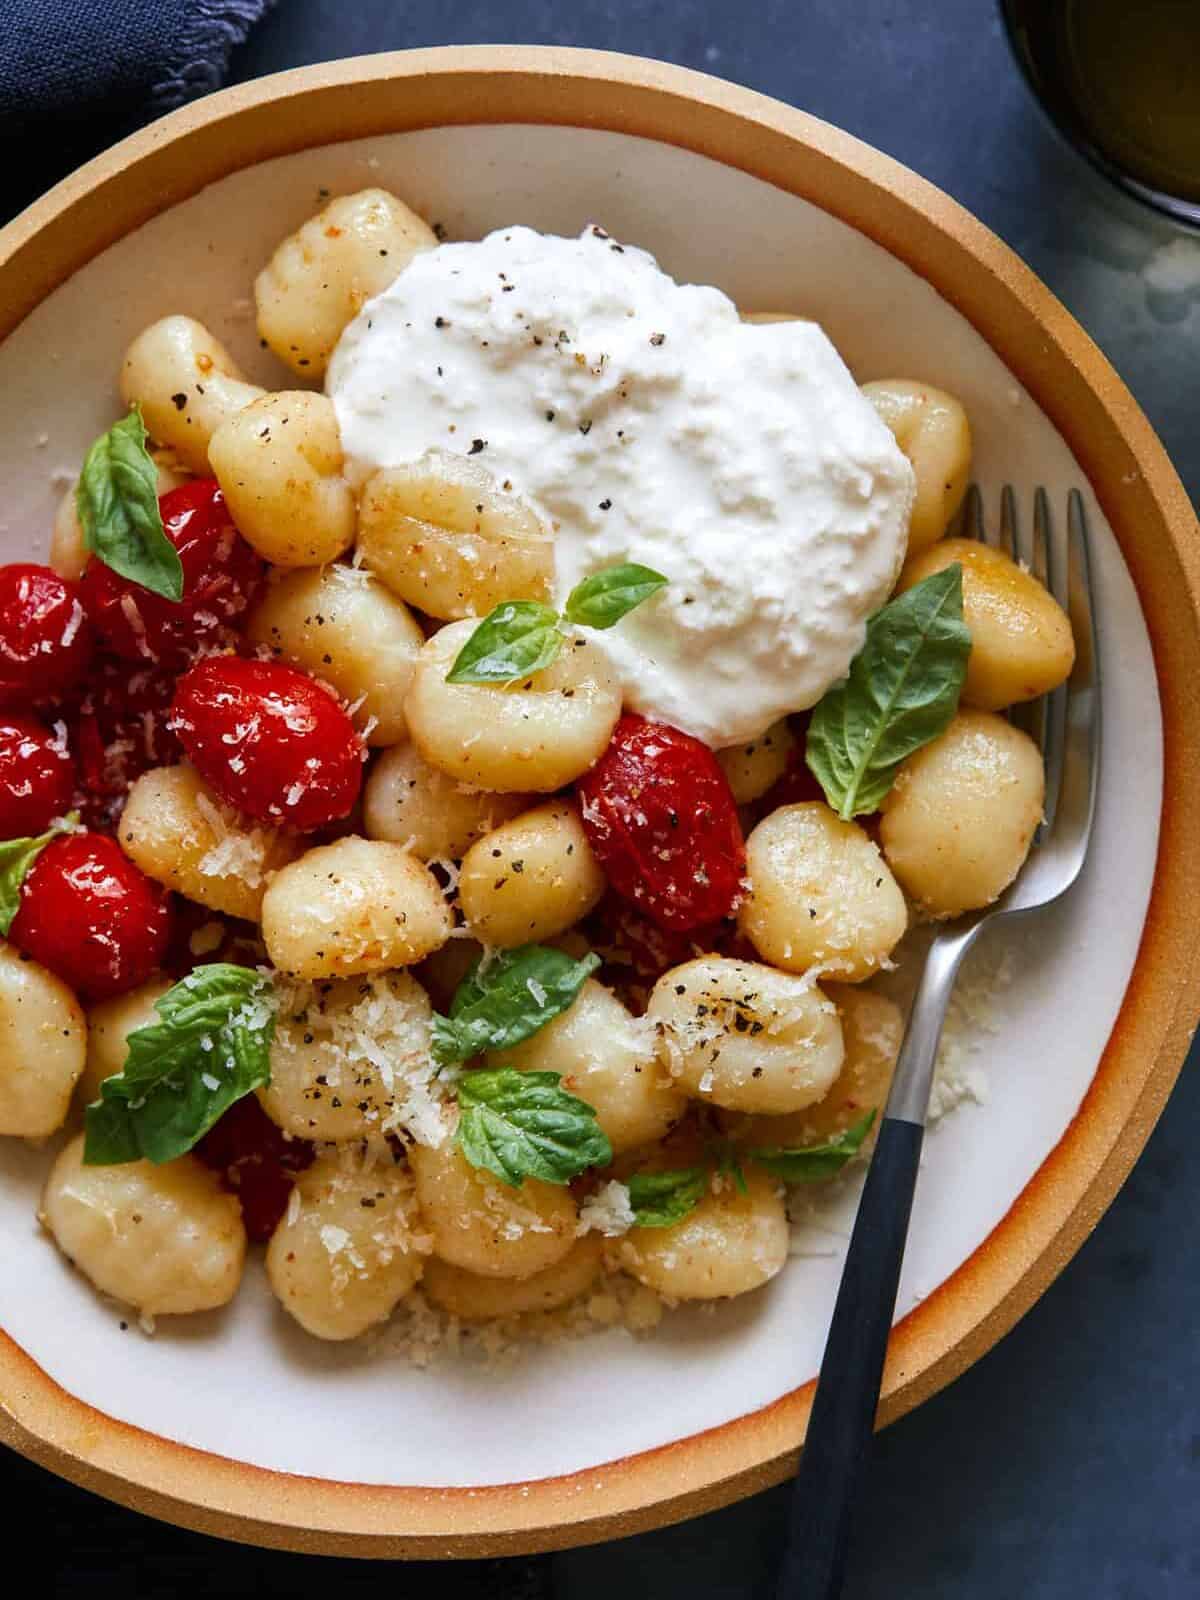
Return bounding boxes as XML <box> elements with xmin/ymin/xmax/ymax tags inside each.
<box><xmin>773</xmin><ymin>487</ymin><xmax>1101</xmax><ymax>1599</ymax></box>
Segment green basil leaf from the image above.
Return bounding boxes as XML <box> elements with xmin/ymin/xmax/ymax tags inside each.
<box><xmin>83</xmin><ymin>963</ymin><xmax>275</xmax><ymax>1166</ymax></box>
<box><xmin>76</xmin><ymin>408</ymin><xmax>184</xmax><ymax>602</ymax></box>
<box><xmin>563</xmin><ymin>562</ymin><xmax>668</xmax><ymax>629</ymax></box>
<box><xmin>627</xmin><ymin>1167</ymin><xmax>708</xmax><ymax>1228</ymax></box>
<box><xmin>749</xmin><ymin>1109</ymin><xmax>877</xmax><ymax>1183</ymax></box>
<box><xmin>0</xmin><ymin>811</ymin><xmax>78</xmax><ymax>936</ymax></box>
<box><xmin>455</xmin><ymin>1068</ymin><xmax>612</xmax><ymax>1187</ymax></box>
<box><xmin>805</xmin><ymin>566</ymin><xmax>971</xmax><ymax>818</ymax></box>
<box><xmin>445</xmin><ymin>600</ymin><xmax>564</xmax><ymax>684</ymax></box>
<box><xmin>432</xmin><ymin>944</ymin><xmax>601</xmax><ymax>1066</ymax></box>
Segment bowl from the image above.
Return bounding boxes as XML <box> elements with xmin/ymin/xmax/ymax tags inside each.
<box><xmin>1</xmin><ymin>46</ymin><xmax>1198</xmax><ymax>1558</ymax></box>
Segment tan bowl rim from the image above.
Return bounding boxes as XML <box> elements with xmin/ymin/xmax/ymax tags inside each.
<box><xmin>2</xmin><ymin>45</ymin><xmax>1199</xmax><ymax>1559</ymax></box>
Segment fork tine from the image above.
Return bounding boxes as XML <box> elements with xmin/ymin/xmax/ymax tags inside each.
<box><xmin>999</xmin><ymin>485</ymin><xmax>1018</xmax><ymax>560</ymax></box>
<box><xmin>1031</xmin><ymin>487</ymin><xmax>1051</xmax><ymax>585</ymax></box>
<box><xmin>960</xmin><ymin>483</ymin><xmax>984</xmax><ymax>542</ymax></box>
<box><xmin>1032</xmin><ymin>490</ymin><xmax>1066</xmax><ymax>836</ymax></box>
<box><xmin>1066</xmin><ymin>488</ymin><xmax>1101</xmax><ymax>830</ymax></box>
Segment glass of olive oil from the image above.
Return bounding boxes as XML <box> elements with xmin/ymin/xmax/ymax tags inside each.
<box><xmin>1001</xmin><ymin>0</ymin><xmax>1200</xmax><ymax>225</ymax></box>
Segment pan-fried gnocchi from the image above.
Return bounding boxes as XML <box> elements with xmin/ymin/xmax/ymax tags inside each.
<box><xmin>247</xmin><ymin>561</ymin><xmax>425</xmax><ymax>744</ymax></box>
<box><xmin>120</xmin><ymin>315</ymin><xmax>264</xmax><ymax>474</ymax></box>
<box><xmin>209</xmin><ymin>392</ymin><xmax>356</xmax><ymax>568</ymax></box>
<box><xmin>0</xmin><ymin>944</ymin><xmax>86</xmax><ymax>1137</ymax></box>
<box><xmin>362</xmin><ymin>741</ymin><xmax>532</xmax><ymax>859</ymax></box>
<box><xmin>405</xmin><ymin>623</ymin><xmax>622</xmax><ymax>792</ymax></box>
<box><xmin>357</xmin><ymin>454</ymin><xmax>554</xmax><ymax>619</ymax></box>
<box><xmin>457</xmin><ymin>801</ymin><xmax>605</xmax><ymax>947</ymax></box>
<box><xmin>265</xmin><ymin>1153</ymin><xmax>426</xmax><ymax>1339</ymax></box>
<box><xmin>261</xmin><ymin>837</ymin><xmax>453</xmax><ymax>979</ymax></box>
<box><xmin>41</xmin><ymin>1135</ymin><xmax>246</xmax><ymax>1315</ymax></box>
<box><xmin>256</xmin><ymin>188</ymin><xmax>437</xmax><ymax>378</ymax></box>
<box><xmin>4</xmin><ymin>186</ymin><xmax>1073</xmax><ymax>1355</ymax></box>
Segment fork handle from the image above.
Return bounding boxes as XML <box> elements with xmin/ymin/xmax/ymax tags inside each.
<box><xmin>773</xmin><ymin>1113</ymin><xmax>924</xmax><ymax>1599</ymax></box>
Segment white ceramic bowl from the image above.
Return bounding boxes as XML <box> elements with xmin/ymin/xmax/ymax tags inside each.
<box><xmin>1</xmin><ymin>48</ymin><xmax>1198</xmax><ymax>1557</ymax></box>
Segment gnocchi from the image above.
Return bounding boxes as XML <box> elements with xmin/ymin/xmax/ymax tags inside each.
<box><xmin>648</xmin><ymin>956</ymin><xmax>845</xmax><ymax>1115</ymax></box>
<box><xmin>863</xmin><ymin>379</ymin><xmax>971</xmax><ymax>552</ymax></box>
<box><xmin>257</xmin><ymin>970</ymin><xmax>432</xmax><ymax>1144</ymax></box>
<box><xmin>880</xmin><ymin>710</ymin><xmax>1045</xmax><ymax>917</ymax></box>
<box><xmin>41</xmin><ymin>1134</ymin><xmax>246</xmax><ymax>1315</ymax></box>
<box><xmin>421</xmin><ymin>1236</ymin><xmax>604</xmax><ymax>1320</ymax></box>
<box><xmin>363</xmin><ymin>741</ymin><xmax>532</xmax><ymax>859</ymax></box>
<box><xmin>120</xmin><ymin>315</ymin><xmax>264</xmax><ymax>474</ymax></box>
<box><xmin>256</xmin><ymin>188</ymin><xmax>437</xmax><ymax>378</ymax></box>
<box><xmin>357</xmin><ymin>454</ymin><xmax>555</xmax><ymax>620</ymax></box>
<box><xmin>77</xmin><ymin>977</ymin><xmax>173</xmax><ymax>1110</ymax></box>
<box><xmin>261</xmin><ymin>837</ymin><xmax>452</xmax><ymax>980</ymax></box>
<box><xmin>405</xmin><ymin>622</ymin><xmax>622</xmax><ymax>792</ymax></box>
<box><xmin>408</xmin><ymin>1139</ymin><xmax>578</xmax><ymax>1279</ymax></box>
<box><xmin>209</xmin><ymin>391</ymin><xmax>356</xmax><ymax>568</ymax></box>
<box><xmin>613</xmin><ymin>1167</ymin><xmax>789</xmax><ymax>1301</ymax></box>
<box><xmin>266</xmin><ymin>1153</ymin><xmax>425</xmax><ymax>1340</ymax></box>
<box><xmin>0</xmin><ymin>944</ymin><xmax>86</xmax><ymax>1137</ymax></box>
<box><xmin>457</xmin><ymin>801</ymin><xmax>605</xmax><ymax>947</ymax></box>
<box><xmin>727</xmin><ymin>983</ymin><xmax>903</xmax><ymax>1151</ymax></box>
<box><xmin>489</xmin><ymin>977</ymin><xmax>685</xmax><ymax>1153</ymax></box>
<box><xmin>715</xmin><ymin>719</ymin><xmax>795</xmax><ymax>804</ymax></box>
<box><xmin>119</xmin><ymin>764</ymin><xmax>299</xmax><ymax>922</ymax></box>
<box><xmin>739</xmin><ymin>802</ymin><xmax>907</xmax><ymax>981</ymax></box>
<box><xmin>247</xmin><ymin>561</ymin><xmax>425</xmax><ymax>744</ymax></box>
<box><xmin>897</xmin><ymin>537</ymin><xmax>1076</xmax><ymax>711</ymax></box>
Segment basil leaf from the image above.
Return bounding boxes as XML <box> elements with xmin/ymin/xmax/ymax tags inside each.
<box><xmin>564</xmin><ymin>562</ymin><xmax>668</xmax><ymax>629</ymax></box>
<box><xmin>432</xmin><ymin>944</ymin><xmax>601</xmax><ymax>1065</ymax></box>
<box><xmin>76</xmin><ymin>408</ymin><xmax>183</xmax><ymax>602</ymax></box>
<box><xmin>455</xmin><ymin>1068</ymin><xmax>612</xmax><ymax>1186</ymax></box>
<box><xmin>445</xmin><ymin>601</ymin><xmax>563</xmax><ymax>684</ymax></box>
<box><xmin>805</xmin><ymin>566</ymin><xmax>970</xmax><ymax>818</ymax></box>
<box><xmin>83</xmin><ymin>963</ymin><xmax>275</xmax><ymax>1166</ymax></box>
<box><xmin>0</xmin><ymin>811</ymin><xmax>78</xmax><ymax>935</ymax></box>
<box><xmin>749</xmin><ymin>1109</ymin><xmax>877</xmax><ymax>1183</ymax></box>
<box><xmin>627</xmin><ymin>1167</ymin><xmax>708</xmax><ymax>1228</ymax></box>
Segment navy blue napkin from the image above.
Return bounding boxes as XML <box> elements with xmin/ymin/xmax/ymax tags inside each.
<box><xmin>1</xmin><ymin>0</ymin><xmax>273</xmax><ymax>217</ymax></box>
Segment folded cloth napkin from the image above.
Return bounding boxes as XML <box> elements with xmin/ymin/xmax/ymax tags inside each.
<box><xmin>0</xmin><ymin>0</ymin><xmax>273</xmax><ymax>218</ymax></box>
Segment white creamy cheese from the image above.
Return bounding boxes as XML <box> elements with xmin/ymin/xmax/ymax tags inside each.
<box><xmin>329</xmin><ymin>226</ymin><xmax>915</xmax><ymax>747</ymax></box>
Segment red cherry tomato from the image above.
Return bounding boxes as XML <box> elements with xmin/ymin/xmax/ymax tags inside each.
<box><xmin>0</xmin><ymin>563</ymin><xmax>93</xmax><ymax>709</ymax></box>
<box><xmin>72</xmin><ymin>658</ymin><xmax>182</xmax><ymax>828</ymax></box>
<box><xmin>171</xmin><ymin>655</ymin><xmax>363</xmax><ymax>830</ymax></box>
<box><xmin>576</xmin><ymin>714</ymin><xmax>745</xmax><ymax>933</ymax></box>
<box><xmin>196</xmin><ymin>1096</ymin><xmax>314</xmax><ymax>1242</ymax></box>
<box><xmin>589</xmin><ymin>892</ymin><xmax>727</xmax><ymax>982</ymax></box>
<box><xmin>9</xmin><ymin>831</ymin><xmax>170</xmax><ymax>1000</ymax></box>
<box><xmin>0</xmin><ymin>715</ymin><xmax>76</xmax><ymax>837</ymax></box>
<box><xmin>80</xmin><ymin>479</ymin><xmax>263</xmax><ymax>668</ymax></box>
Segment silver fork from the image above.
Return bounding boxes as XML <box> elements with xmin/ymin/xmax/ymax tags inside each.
<box><xmin>774</xmin><ymin>488</ymin><xmax>1101</xmax><ymax>1600</ymax></box>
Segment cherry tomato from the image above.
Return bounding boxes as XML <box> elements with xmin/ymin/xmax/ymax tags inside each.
<box><xmin>163</xmin><ymin>899</ymin><xmax>267</xmax><ymax>979</ymax></box>
<box><xmin>0</xmin><ymin>563</ymin><xmax>93</xmax><ymax>709</ymax></box>
<box><xmin>196</xmin><ymin>1095</ymin><xmax>314</xmax><ymax>1242</ymax></box>
<box><xmin>9</xmin><ymin>831</ymin><xmax>170</xmax><ymax>1000</ymax></box>
<box><xmin>80</xmin><ymin>479</ymin><xmax>263</xmax><ymax>668</ymax></box>
<box><xmin>588</xmin><ymin>892</ymin><xmax>727</xmax><ymax>982</ymax></box>
<box><xmin>0</xmin><ymin>714</ymin><xmax>76</xmax><ymax>837</ymax></box>
<box><xmin>170</xmin><ymin>655</ymin><xmax>363</xmax><ymax>830</ymax></box>
<box><xmin>72</xmin><ymin>658</ymin><xmax>181</xmax><ymax>828</ymax></box>
<box><xmin>576</xmin><ymin>714</ymin><xmax>745</xmax><ymax>932</ymax></box>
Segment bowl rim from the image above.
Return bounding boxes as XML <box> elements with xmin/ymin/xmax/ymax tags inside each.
<box><xmin>2</xmin><ymin>43</ymin><xmax>1199</xmax><ymax>1559</ymax></box>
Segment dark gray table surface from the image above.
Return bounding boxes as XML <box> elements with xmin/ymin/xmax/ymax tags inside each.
<box><xmin>6</xmin><ymin>3</ymin><xmax>1199</xmax><ymax>1596</ymax></box>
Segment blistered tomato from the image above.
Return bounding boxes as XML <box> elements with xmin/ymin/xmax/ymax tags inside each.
<box><xmin>80</xmin><ymin>479</ymin><xmax>263</xmax><ymax>667</ymax></box>
<box><xmin>197</xmin><ymin>1095</ymin><xmax>315</xmax><ymax>1241</ymax></box>
<box><xmin>72</xmin><ymin>658</ymin><xmax>181</xmax><ymax>827</ymax></box>
<box><xmin>170</xmin><ymin>655</ymin><xmax>363</xmax><ymax>830</ymax></box>
<box><xmin>576</xmin><ymin>713</ymin><xmax>745</xmax><ymax>932</ymax></box>
<box><xmin>0</xmin><ymin>715</ymin><xmax>76</xmax><ymax>837</ymax></box>
<box><xmin>0</xmin><ymin>563</ymin><xmax>93</xmax><ymax>708</ymax></box>
<box><xmin>9</xmin><ymin>831</ymin><xmax>170</xmax><ymax>1000</ymax></box>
